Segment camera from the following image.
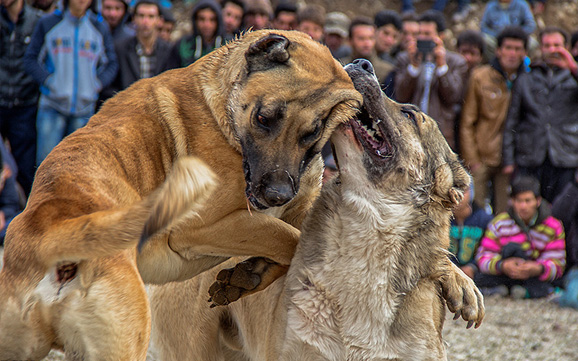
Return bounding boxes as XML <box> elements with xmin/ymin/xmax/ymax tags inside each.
<box><xmin>417</xmin><ymin>39</ymin><xmax>436</xmax><ymax>56</ymax></box>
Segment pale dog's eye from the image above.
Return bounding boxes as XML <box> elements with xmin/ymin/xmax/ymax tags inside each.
<box><xmin>401</xmin><ymin>109</ymin><xmax>417</xmax><ymax>124</ymax></box>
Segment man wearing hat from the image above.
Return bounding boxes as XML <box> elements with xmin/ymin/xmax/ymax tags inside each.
<box><xmin>323</xmin><ymin>11</ymin><xmax>351</xmax><ymax>60</ymax></box>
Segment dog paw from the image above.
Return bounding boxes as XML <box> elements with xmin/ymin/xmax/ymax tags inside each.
<box><xmin>208</xmin><ymin>257</ymin><xmax>286</xmax><ymax>307</ymax></box>
<box><xmin>441</xmin><ymin>263</ymin><xmax>485</xmax><ymax>329</ymax></box>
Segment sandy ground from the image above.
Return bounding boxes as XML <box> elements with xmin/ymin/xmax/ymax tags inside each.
<box><xmin>39</xmin><ymin>295</ymin><xmax>578</xmax><ymax>360</ymax></box>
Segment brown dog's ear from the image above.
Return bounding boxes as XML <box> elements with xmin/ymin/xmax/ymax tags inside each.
<box><xmin>246</xmin><ymin>34</ymin><xmax>290</xmax><ymax>73</ymax></box>
<box><xmin>433</xmin><ymin>160</ymin><xmax>470</xmax><ymax>209</ymax></box>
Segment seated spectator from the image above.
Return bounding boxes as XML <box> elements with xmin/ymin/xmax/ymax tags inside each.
<box><xmin>158</xmin><ymin>5</ymin><xmax>176</xmax><ymax>43</ymax></box>
<box><xmin>480</xmin><ymin>0</ymin><xmax>537</xmax><ymax>61</ymax></box>
<box><xmin>243</xmin><ymin>0</ymin><xmax>271</xmax><ymax>31</ymax></box>
<box><xmin>323</xmin><ymin>11</ymin><xmax>351</xmax><ymax>60</ymax></box>
<box><xmin>394</xmin><ymin>10</ymin><xmax>467</xmax><ymax>151</ymax></box>
<box><xmin>475</xmin><ymin>175</ymin><xmax>566</xmax><ymax>299</ymax></box>
<box><xmin>166</xmin><ymin>0</ymin><xmax>225</xmax><ymax>68</ymax></box>
<box><xmin>296</xmin><ymin>4</ymin><xmax>325</xmax><ymax>43</ymax></box>
<box><xmin>340</xmin><ymin>17</ymin><xmax>395</xmax><ymax>94</ymax></box>
<box><xmin>0</xmin><ymin>141</ymin><xmax>24</xmax><ymax>246</ymax></box>
<box><xmin>105</xmin><ymin>0</ymin><xmax>172</xmax><ymax>95</ymax></box>
<box><xmin>271</xmin><ymin>2</ymin><xmax>297</xmax><ymax>31</ymax></box>
<box><xmin>221</xmin><ymin>0</ymin><xmax>244</xmax><ymax>39</ymax></box>
<box><xmin>449</xmin><ymin>182</ymin><xmax>493</xmax><ymax>279</ymax></box>
<box><xmin>374</xmin><ymin>9</ymin><xmax>402</xmax><ymax>65</ymax></box>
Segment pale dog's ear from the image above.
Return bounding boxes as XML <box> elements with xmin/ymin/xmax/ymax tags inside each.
<box><xmin>433</xmin><ymin>159</ymin><xmax>470</xmax><ymax>209</ymax></box>
<box><xmin>246</xmin><ymin>33</ymin><xmax>290</xmax><ymax>73</ymax></box>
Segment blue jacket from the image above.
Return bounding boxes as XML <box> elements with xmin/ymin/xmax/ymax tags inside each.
<box><xmin>24</xmin><ymin>9</ymin><xmax>117</xmax><ymax>116</ymax></box>
<box><xmin>480</xmin><ymin>0</ymin><xmax>536</xmax><ymax>39</ymax></box>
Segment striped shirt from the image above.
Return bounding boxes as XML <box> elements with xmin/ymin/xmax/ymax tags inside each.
<box><xmin>476</xmin><ymin>209</ymin><xmax>566</xmax><ymax>282</ymax></box>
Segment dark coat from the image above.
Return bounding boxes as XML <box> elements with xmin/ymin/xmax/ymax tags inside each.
<box><xmin>104</xmin><ymin>36</ymin><xmax>172</xmax><ymax>97</ymax></box>
<box><xmin>552</xmin><ymin>178</ymin><xmax>578</xmax><ymax>271</ymax></box>
<box><xmin>502</xmin><ymin>62</ymin><xmax>578</xmax><ymax>168</ymax></box>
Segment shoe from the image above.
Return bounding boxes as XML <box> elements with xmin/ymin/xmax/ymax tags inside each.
<box><xmin>510</xmin><ymin>285</ymin><xmax>529</xmax><ymax>299</ymax></box>
<box><xmin>480</xmin><ymin>285</ymin><xmax>509</xmax><ymax>297</ymax></box>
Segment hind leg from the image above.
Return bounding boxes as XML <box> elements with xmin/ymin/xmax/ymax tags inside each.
<box><xmin>58</xmin><ymin>255</ymin><xmax>150</xmax><ymax>361</ymax></box>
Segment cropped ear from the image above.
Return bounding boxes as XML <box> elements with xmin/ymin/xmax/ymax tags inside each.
<box><xmin>246</xmin><ymin>33</ymin><xmax>291</xmax><ymax>74</ymax></box>
<box><xmin>433</xmin><ymin>160</ymin><xmax>470</xmax><ymax>209</ymax></box>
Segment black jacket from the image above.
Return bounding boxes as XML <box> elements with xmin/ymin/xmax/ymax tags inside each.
<box><xmin>502</xmin><ymin>62</ymin><xmax>578</xmax><ymax>168</ymax></box>
<box><xmin>552</xmin><ymin>178</ymin><xmax>578</xmax><ymax>270</ymax></box>
<box><xmin>0</xmin><ymin>4</ymin><xmax>43</xmax><ymax>107</ymax></box>
<box><xmin>102</xmin><ymin>35</ymin><xmax>171</xmax><ymax>98</ymax></box>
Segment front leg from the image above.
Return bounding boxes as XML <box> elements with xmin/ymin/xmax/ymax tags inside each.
<box><xmin>440</xmin><ymin>260</ymin><xmax>485</xmax><ymax>328</ymax></box>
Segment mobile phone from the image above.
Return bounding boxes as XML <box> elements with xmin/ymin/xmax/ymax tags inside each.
<box><xmin>417</xmin><ymin>39</ymin><xmax>436</xmax><ymax>55</ymax></box>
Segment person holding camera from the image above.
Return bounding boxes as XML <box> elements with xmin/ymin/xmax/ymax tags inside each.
<box><xmin>394</xmin><ymin>10</ymin><xmax>467</xmax><ymax>151</ymax></box>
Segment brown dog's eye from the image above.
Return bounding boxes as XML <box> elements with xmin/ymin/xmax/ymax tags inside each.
<box><xmin>256</xmin><ymin>113</ymin><xmax>271</xmax><ymax>129</ymax></box>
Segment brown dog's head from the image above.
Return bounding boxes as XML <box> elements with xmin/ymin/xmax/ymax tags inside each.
<box><xmin>332</xmin><ymin>59</ymin><xmax>469</xmax><ymax>210</ymax></box>
<box><xmin>205</xmin><ymin>31</ymin><xmax>362</xmax><ymax>209</ymax></box>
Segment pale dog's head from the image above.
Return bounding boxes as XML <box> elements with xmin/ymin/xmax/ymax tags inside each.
<box><xmin>332</xmin><ymin>59</ymin><xmax>469</xmax><ymax>211</ymax></box>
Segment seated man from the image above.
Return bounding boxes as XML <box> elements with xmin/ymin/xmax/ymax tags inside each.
<box><xmin>475</xmin><ymin>175</ymin><xmax>566</xmax><ymax>298</ymax></box>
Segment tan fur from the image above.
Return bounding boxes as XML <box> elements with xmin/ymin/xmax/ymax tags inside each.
<box><xmin>0</xmin><ymin>30</ymin><xmax>363</xmax><ymax>360</ymax></box>
<box><xmin>147</xmin><ymin>60</ymin><xmax>484</xmax><ymax>360</ymax></box>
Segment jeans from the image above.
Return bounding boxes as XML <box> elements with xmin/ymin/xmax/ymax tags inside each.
<box><xmin>0</xmin><ymin>105</ymin><xmax>37</xmax><ymax>195</ymax></box>
<box><xmin>36</xmin><ymin>106</ymin><xmax>92</xmax><ymax>166</ymax></box>
<box><xmin>402</xmin><ymin>0</ymin><xmax>470</xmax><ymax>12</ymax></box>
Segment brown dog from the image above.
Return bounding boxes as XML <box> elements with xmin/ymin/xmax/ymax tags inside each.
<box><xmin>0</xmin><ymin>30</ymin><xmax>363</xmax><ymax>360</ymax></box>
<box><xmin>146</xmin><ymin>59</ymin><xmax>484</xmax><ymax>360</ymax></box>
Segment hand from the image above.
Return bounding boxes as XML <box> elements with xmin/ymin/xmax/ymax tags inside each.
<box><xmin>407</xmin><ymin>38</ymin><xmax>421</xmax><ymax>67</ymax></box>
<box><xmin>501</xmin><ymin>257</ymin><xmax>527</xmax><ymax>279</ymax></box>
<box><xmin>548</xmin><ymin>48</ymin><xmax>578</xmax><ymax>74</ymax></box>
<box><xmin>518</xmin><ymin>261</ymin><xmax>543</xmax><ymax>278</ymax></box>
<box><xmin>461</xmin><ymin>264</ymin><xmax>475</xmax><ymax>279</ymax></box>
<box><xmin>502</xmin><ymin>165</ymin><xmax>515</xmax><ymax>175</ymax></box>
<box><xmin>469</xmin><ymin>162</ymin><xmax>482</xmax><ymax>173</ymax></box>
<box><xmin>432</xmin><ymin>36</ymin><xmax>447</xmax><ymax>68</ymax></box>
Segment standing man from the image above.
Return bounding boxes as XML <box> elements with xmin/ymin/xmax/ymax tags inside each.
<box><xmin>340</xmin><ymin>17</ymin><xmax>394</xmax><ymax>94</ymax></box>
<box><xmin>460</xmin><ymin>27</ymin><xmax>528</xmax><ymax>214</ymax></box>
<box><xmin>0</xmin><ymin>0</ymin><xmax>43</xmax><ymax>196</ymax></box>
<box><xmin>373</xmin><ymin>9</ymin><xmax>402</xmax><ymax>65</ymax></box>
<box><xmin>101</xmin><ymin>0</ymin><xmax>135</xmax><ymax>43</ymax></box>
<box><xmin>221</xmin><ymin>0</ymin><xmax>244</xmax><ymax>40</ymax></box>
<box><xmin>24</xmin><ymin>0</ymin><xmax>118</xmax><ymax>165</ymax></box>
<box><xmin>108</xmin><ymin>0</ymin><xmax>171</xmax><ymax>93</ymax></box>
<box><xmin>395</xmin><ymin>10</ymin><xmax>467</xmax><ymax>151</ymax></box>
<box><xmin>502</xmin><ymin>26</ymin><xmax>578</xmax><ymax>203</ymax></box>
<box><xmin>271</xmin><ymin>2</ymin><xmax>297</xmax><ymax>31</ymax></box>
<box><xmin>166</xmin><ymin>0</ymin><xmax>224</xmax><ymax>68</ymax></box>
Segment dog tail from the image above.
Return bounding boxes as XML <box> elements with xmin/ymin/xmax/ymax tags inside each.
<box><xmin>42</xmin><ymin>157</ymin><xmax>217</xmax><ymax>267</ymax></box>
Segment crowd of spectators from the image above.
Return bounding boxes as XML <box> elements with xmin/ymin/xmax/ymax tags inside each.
<box><xmin>2</xmin><ymin>0</ymin><xmax>578</xmax><ymax>304</ymax></box>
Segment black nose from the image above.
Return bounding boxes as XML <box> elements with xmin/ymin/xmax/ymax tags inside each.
<box><xmin>352</xmin><ymin>58</ymin><xmax>375</xmax><ymax>76</ymax></box>
<box><xmin>261</xmin><ymin>170</ymin><xmax>296</xmax><ymax>207</ymax></box>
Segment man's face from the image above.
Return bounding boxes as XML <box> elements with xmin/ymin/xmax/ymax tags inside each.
<box><xmin>350</xmin><ymin>24</ymin><xmax>376</xmax><ymax>58</ymax></box>
<box><xmin>245</xmin><ymin>12</ymin><xmax>269</xmax><ymax>30</ymax></box>
<box><xmin>496</xmin><ymin>38</ymin><xmax>526</xmax><ymax>73</ymax></box>
<box><xmin>324</xmin><ymin>33</ymin><xmax>344</xmax><ymax>50</ymax></box>
<box><xmin>298</xmin><ymin>20</ymin><xmax>324</xmax><ymax>42</ymax></box>
<box><xmin>401</xmin><ymin>20</ymin><xmax>419</xmax><ymax>50</ymax></box>
<box><xmin>540</xmin><ymin>32</ymin><xmax>567</xmax><ymax>66</ymax></box>
<box><xmin>458</xmin><ymin>43</ymin><xmax>483</xmax><ymax>71</ymax></box>
<box><xmin>68</xmin><ymin>0</ymin><xmax>92</xmax><ymax>17</ymax></box>
<box><xmin>512</xmin><ymin>191</ymin><xmax>541</xmax><ymax>224</ymax></box>
<box><xmin>375</xmin><ymin>24</ymin><xmax>399</xmax><ymax>53</ymax></box>
<box><xmin>134</xmin><ymin>3</ymin><xmax>160</xmax><ymax>38</ymax></box>
<box><xmin>222</xmin><ymin>2</ymin><xmax>243</xmax><ymax>34</ymax></box>
<box><xmin>196</xmin><ymin>8</ymin><xmax>218</xmax><ymax>40</ymax></box>
<box><xmin>418</xmin><ymin>21</ymin><xmax>438</xmax><ymax>41</ymax></box>
<box><xmin>102</xmin><ymin>0</ymin><xmax>126</xmax><ymax>29</ymax></box>
<box><xmin>158</xmin><ymin>19</ymin><xmax>174</xmax><ymax>42</ymax></box>
<box><xmin>273</xmin><ymin>11</ymin><xmax>297</xmax><ymax>31</ymax></box>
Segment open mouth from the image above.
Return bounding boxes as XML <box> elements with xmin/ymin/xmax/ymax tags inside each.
<box><xmin>350</xmin><ymin>106</ymin><xmax>393</xmax><ymax>160</ymax></box>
